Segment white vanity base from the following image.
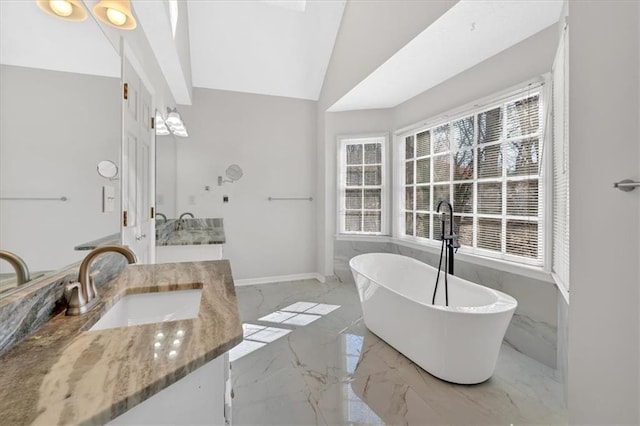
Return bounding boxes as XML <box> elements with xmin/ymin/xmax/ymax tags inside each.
<box><xmin>156</xmin><ymin>244</ymin><xmax>224</xmax><ymax>263</ymax></box>
<box><xmin>109</xmin><ymin>353</ymin><xmax>231</xmax><ymax>425</ymax></box>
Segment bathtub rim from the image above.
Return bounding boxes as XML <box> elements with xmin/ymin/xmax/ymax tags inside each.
<box><xmin>349</xmin><ymin>253</ymin><xmax>517</xmax><ymax>315</ymax></box>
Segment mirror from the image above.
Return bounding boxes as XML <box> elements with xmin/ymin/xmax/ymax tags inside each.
<box><xmin>218</xmin><ymin>164</ymin><xmax>244</xmax><ymax>186</ymax></box>
<box><xmin>0</xmin><ymin>2</ymin><xmax>122</xmax><ymax>295</ymax></box>
<box><xmin>97</xmin><ymin>160</ymin><xmax>119</xmax><ymax>179</ymax></box>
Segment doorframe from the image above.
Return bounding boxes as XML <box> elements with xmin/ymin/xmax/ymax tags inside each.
<box><xmin>120</xmin><ymin>37</ymin><xmax>156</xmax><ymax>262</ymax></box>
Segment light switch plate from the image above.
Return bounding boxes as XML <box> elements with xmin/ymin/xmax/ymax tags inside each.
<box><xmin>103</xmin><ymin>185</ymin><xmax>115</xmax><ymax>212</ymax></box>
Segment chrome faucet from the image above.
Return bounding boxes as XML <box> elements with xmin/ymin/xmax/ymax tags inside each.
<box><xmin>65</xmin><ymin>244</ymin><xmax>137</xmax><ymax>315</ymax></box>
<box><xmin>436</xmin><ymin>200</ymin><xmax>460</xmax><ymax>275</ymax></box>
<box><xmin>0</xmin><ymin>250</ymin><xmax>31</xmax><ymax>285</ymax></box>
<box><xmin>178</xmin><ymin>212</ymin><xmax>194</xmax><ymax>220</ymax></box>
<box><xmin>156</xmin><ymin>212</ymin><xmax>167</xmax><ymax>223</ymax></box>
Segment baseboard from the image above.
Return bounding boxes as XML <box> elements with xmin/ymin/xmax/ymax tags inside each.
<box><xmin>234</xmin><ymin>272</ymin><xmax>326</xmax><ymax>286</ymax></box>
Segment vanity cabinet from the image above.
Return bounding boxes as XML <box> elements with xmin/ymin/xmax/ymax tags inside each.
<box><xmin>109</xmin><ymin>353</ymin><xmax>231</xmax><ymax>425</ymax></box>
<box><xmin>156</xmin><ymin>243</ymin><xmax>224</xmax><ymax>263</ymax></box>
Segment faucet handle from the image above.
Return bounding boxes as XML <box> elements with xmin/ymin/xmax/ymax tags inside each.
<box><xmin>64</xmin><ymin>281</ymin><xmax>86</xmax><ymax>310</ymax></box>
<box><xmin>87</xmin><ymin>273</ymin><xmax>98</xmax><ymax>301</ymax></box>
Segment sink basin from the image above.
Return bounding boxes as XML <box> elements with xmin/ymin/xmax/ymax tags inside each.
<box><xmin>90</xmin><ymin>289</ymin><xmax>202</xmax><ymax>331</ymax></box>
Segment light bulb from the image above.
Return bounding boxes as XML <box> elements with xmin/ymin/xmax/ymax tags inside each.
<box><xmin>165</xmin><ymin>111</ymin><xmax>182</xmax><ymax>126</ymax></box>
<box><xmin>49</xmin><ymin>0</ymin><xmax>73</xmax><ymax>17</ymax></box>
<box><xmin>106</xmin><ymin>7</ymin><xmax>127</xmax><ymax>26</ymax></box>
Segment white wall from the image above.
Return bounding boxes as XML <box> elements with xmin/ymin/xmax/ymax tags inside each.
<box><xmin>156</xmin><ymin>135</ymin><xmax>177</xmax><ymax>218</ymax></box>
<box><xmin>176</xmin><ymin>88</ymin><xmax>317</xmax><ymax>280</ymax></box>
<box><xmin>568</xmin><ymin>1</ymin><xmax>640</xmax><ymax>424</ymax></box>
<box><xmin>393</xmin><ymin>25</ymin><xmax>559</xmax><ymax>129</ymax></box>
<box><xmin>0</xmin><ymin>65</ymin><xmax>120</xmax><ymax>272</ymax></box>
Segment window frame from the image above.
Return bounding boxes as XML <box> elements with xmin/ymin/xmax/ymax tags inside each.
<box><xmin>337</xmin><ymin>134</ymin><xmax>389</xmax><ymax>236</ymax></box>
<box><xmin>393</xmin><ymin>80</ymin><xmax>550</xmax><ymax>268</ymax></box>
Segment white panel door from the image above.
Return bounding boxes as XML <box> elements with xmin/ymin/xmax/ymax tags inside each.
<box><xmin>121</xmin><ymin>55</ymin><xmax>153</xmax><ymax>263</ymax></box>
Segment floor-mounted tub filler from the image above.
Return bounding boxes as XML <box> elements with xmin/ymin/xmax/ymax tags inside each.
<box><xmin>349</xmin><ymin>253</ymin><xmax>517</xmax><ymax>384</ymax></box>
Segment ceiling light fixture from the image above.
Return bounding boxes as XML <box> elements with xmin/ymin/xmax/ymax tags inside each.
<box><xmin>92</xmin><ymin>0</ymin><xmax>137</xmax><ymax>30</ymax></box>
<box><xmin>36</xmin><ymin>0</ymin><xmax>88</xmax><ymax>21</ymax></box>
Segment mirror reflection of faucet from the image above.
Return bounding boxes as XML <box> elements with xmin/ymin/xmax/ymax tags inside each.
<box><xmin>155</xmin><ymin>212</ymin><xmax>167</xmax><ymax>223</ymax></box>
<box><xmin>65</xmin><ymin>245</ymin><xmax>137</xmax><ymax>316</ymax></box>
<box><xmin>0</xmin><ymin>249</ymin><xmax>31</xmax><ymax>286</ymax></box>
<box><xmin>176</xmin><ymin>212</ymin><xmax>194</xmax><ymax>231</ymax></box>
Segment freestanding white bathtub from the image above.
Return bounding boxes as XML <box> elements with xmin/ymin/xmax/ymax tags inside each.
<box><xmin>349</xmin><ymin>253</ymin><xmax>517</xmax><ymax>384</ymax></box>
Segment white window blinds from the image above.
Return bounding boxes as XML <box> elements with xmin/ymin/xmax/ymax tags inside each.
<box><xmin>552</xmin><ymin>26</ymin><xmax>570</xmax><ymax>293</ymax></box>
<box><xmin>338</xmin><ymin>136</ymin><xmax>386</xmax><ymax>235</ymax></box>
<box><xmin>401</xmin><ymin>86</ymin><xmax>545</xmax><ymax>266</ymax></box>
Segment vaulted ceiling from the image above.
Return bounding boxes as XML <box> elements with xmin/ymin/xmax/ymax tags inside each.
<box><xmin>329</xmin><ymin>0</ymin><xmax>564</xmax><ymax>111</ymax></box>
<box><xmin>187</xmin><ymin>0</ymin><xmax>346</xmax><ymax>100</ymax></box>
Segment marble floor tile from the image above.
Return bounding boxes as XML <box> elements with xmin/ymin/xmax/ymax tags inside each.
<box><xmin>232</xmin><ymin>279</ymin><xmax>566</xmax><ymax>425</ymax></box>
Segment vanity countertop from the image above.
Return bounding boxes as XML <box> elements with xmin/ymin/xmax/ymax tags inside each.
<box><xmin>0</xmin><ymin>260</ymin><xmax>242</xmax><ymax>425</ymax></box>
<box><xmin>74</xmin><ymin>232</ymin><xmax>120</xmax><ymax>251</ymax></box>
<box><xmin>156</xmin><ymin>218</ymin><xmax>225</xmax><ymax>246</ymax></box>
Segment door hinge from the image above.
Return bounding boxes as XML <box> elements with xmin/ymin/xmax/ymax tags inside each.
<box><xmin>151</xmin><ymin>116</ymin><xmax>155</xmax><ymax>129</ymax></box>
<box><xmin>123</xmin><ymin>83</ymin><xmax>128</xmax><ymax>100</ymax></box>
<box><xmin>123</xmin><ymin>210</ymin><xmax>128</xmax><ymax>227</ymax></box>
<box><xmin>151</xmin><ymin>206</ymin><xmax>155</xmax><ymax>219</ymax></box>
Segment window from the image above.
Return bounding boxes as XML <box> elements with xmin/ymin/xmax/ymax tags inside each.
<box><xmin>338</xmin><ymin>136</ymin><xmax>387</xmax><ymax>235</ymax></box>
<box><xmin>400</xmin><ymin>87</ymin><xmax>545</xmax><ymax>266</ymax></box>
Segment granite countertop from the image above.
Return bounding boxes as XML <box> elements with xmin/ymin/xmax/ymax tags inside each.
<box><xmin>156</xmin><ymin>218</ymin><xmax>225</xmax><ymax>246</ymax></box>
<box><xmin>74</xmin><ymin>233</ymin><xmax>120</xmax><ymax>251</ymax></box>
<box><xmin>0</xmin><ymin>260</ymin><xmax>242</xmax><ymax>425</ymax></box>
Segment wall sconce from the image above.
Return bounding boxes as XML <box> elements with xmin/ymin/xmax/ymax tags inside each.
<box><xmin>155</xmin><ymin>112</ymin><xmax>170</xmax><ymax>136</ymax></box>
<box><xmin>36</xmin><ymin>0</ymin><xmax>87</xmax><ymax>21</ymax></box>
<box><xmin>92</xmin><ymin>0</ymin><xmax>137</xmax><ymax>30</ymax></box>
<box><xmin>166</xmin><ymin>107</ymin><xmax>189</xmax><ymax>138</ymax></box>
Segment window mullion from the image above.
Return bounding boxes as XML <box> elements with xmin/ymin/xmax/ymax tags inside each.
<box><xmin>413</xmin><ymin>134</ymin><xmax>417</xmax><ymax>236</ymax></box>
<box><xmin>449</xmin><ymin>123</ymin><xmax>453</xmax><ymax>210</ymax></box>
<box><xmin>473</xmin><ymin>113</ymin><xmax>478</xmax><ymax>249</ymax></box>
<box><xmin>427</xmin><ymin>146</ymin><xmax>436</xmax><ymax>240</ymax></box>
<box><xmin>501</xmin><ymin>106</ymin><xmax>508</xmax><ymax>255</ymax></box>
<box><xmin>360</xmin><ymin>143</ymin><xmax>365</xmax><ymax>232</ymax></box>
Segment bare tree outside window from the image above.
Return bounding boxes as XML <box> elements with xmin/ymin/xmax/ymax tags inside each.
<box><xmin>402</xmin><ymin>91</ymin><xmax>543</xmax><ymax>264</ymax></box>
<box><xmin>340</xmin><ymin>137</ymin><xmax>386</xmax><ymax>235</ymax></box>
